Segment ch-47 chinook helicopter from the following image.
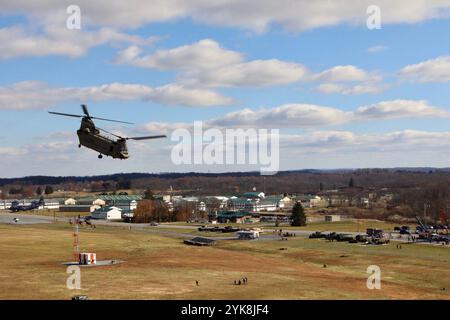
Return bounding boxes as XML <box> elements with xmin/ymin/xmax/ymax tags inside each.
<box><xmin>49</xmin><ymin>104</ymin><xmax>166</xmax><ymax>159</ymax></box>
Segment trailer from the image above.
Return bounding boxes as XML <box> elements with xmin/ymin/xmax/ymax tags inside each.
<box><xmin>237</xmin><ymin>230</ymin><xmax>260</xmax><ymax>240</ymax></box>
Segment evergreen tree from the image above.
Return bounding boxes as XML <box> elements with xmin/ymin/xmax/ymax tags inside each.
<box><xmin>291</xmin><ymin>202</ymin><xmax>306</xmax><ymax>226</ymax></box>
<box><xmin>144</xmin><ymin>188</ymin><xmax>155</xmax><ymax>200</ymax></box>
<box><xmin>9</xmin><ymin>187</ymin><xmax>23</xmax><ymax>195</ymax></box>
<box><xmin>44</xmin><ymin>185</ymin><xmax>54</xmax><ymax>195</ymax></box>
<box><xmin>117</xmin><ymin>179</ymin><xmax>132</xmax><ymax>190</ymax></box>
<box><xmin>348</xmin><ymin>177</ymin><xmax>355</xmax><ymax>188</ymax></box>
<box><xmin>36</xmin><ymin>186</ymin><xmax>42</xmax><ymax>195</ymax></box>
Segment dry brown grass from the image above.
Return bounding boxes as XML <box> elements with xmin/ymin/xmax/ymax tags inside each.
<box><xmin>0</xmin><ymin>222</ymin><xmax>448</xmax><ymax>300</ymax></box>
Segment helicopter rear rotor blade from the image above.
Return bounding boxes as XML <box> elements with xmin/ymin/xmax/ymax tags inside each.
<box><xmin>91</xmin><ymin>116</ymin><xmax>134</xmax><ymax>124</ymax></box>
<box><xmin>97</xmin><ymin>127</ymin><xmax>124</xmax><ymax>139</ymax></box>
<box><xmin>98</xmin><ymin>127</ymin><xmax>166</xmax><ymax>141</ymax></box>
<box><xmin>81</xmin><ymin>104</ymin><xmax>90</xmax><ymax>117</ymax></box>
<box><xmin>126</xmin><ymin>135</ymin><xmax>167</xmax><ymax>141</ymax></box>
<box><xmin>48</xmin><ymin>111</ymin><xmax>83</xmax><ymax>118</ymax></box>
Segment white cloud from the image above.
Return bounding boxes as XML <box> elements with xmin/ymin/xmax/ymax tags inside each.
<box><xmin>114</xmin><ymin>46</ymin><xmax>143</xmax><ymax>64</ymax></box>
<box><xmin>282</xmin><ymin>130</ymin><xmax>450</xmax><ymax>154</ymax></box>
<box><xmin>212</xmin><ymin>100</ymin><xmax>449</xmax><ymax>128</ymax></box>
<box><xmin>355</xmin><ymin>99</ymin><xmax>449</xmax><ymax>119</ymax></box>
<box><xmin>399</xmin><ymin>55</ymin><xmax>450</xmax><ymax>83</ymax></box>
<box><xmin>133</xmin><ymin>99</ymin><xmax>450</xmax><ymax>132</ymax></box>
<box><xmin>209</xmin><ymin>104</ymin><xmax>352</xmax><ymax>128</ymax></box>
<box><xmin>139</xmin><ymin>122</ymin><xmax>197</xmax><ymax>135</ymax></box>
<box><xmin>117</xmin><ymin>39</ymin><xmax>242</xmax><ymax>70</ymax></box>
<box><xmin>0</xmin><ymin>25</ymin><xmax>157</xmax><ymax>60</ymax></box>
<box><xmin>367</xmin><ymin>45</ymin><xmax>388</xmax><ymax>53</ymax></box>
<box><xmin>117</xmin><ymin>40</ymin><xmax>383</xmax><ymax>92</ymax></box>
<box><xmin>312</xmin><ymin>65</ymin><xmax>380</xmax><ymax>83</ymax></box>
<box><xmin>185</xmin><ymin>59</ymin><xmax>307</xmax><ymax>87</ymax></box>
<box><xmin>117</xmin><ymin>40</ymin><xmax>307</xmax><ymax>87</ymax></box>
<box><xmin>148</xmin><ymin>84</ymin><xmax>235</xmax><ymax>106</ymax></box>
<box><xmin>2</xmin><ymin>81</ymin><xmax>444</xmax><ymax>124</ymax></box>
<box><xmin>4</xmin><ymin>128</ymin><xmax>450</xmax><ymax>177</ymax></box>
<box><xmin>315</xmin><ymin>83</ymin><xmax>387</xmax><ymax>95</ymax></box>
<box><xmin>0</xmin><ymin>81</ymin><xmax>234</xmax><ymax>109</ymax></box>
<box><xmin>3</xmin><ymin>1</ymin><xmax>450</xmax><ymax>33</ymax></box>
<box><xmin>311</xmin><ymin>65</ymin><xmax>385</xmax><ymax>95</ymax></box>
<box><xmin>0</xmin><ymin>147</ymin><xmax>27</xmax><ymax>156</ymax></box>
<box><xmin>0</xmin><ymin>0</ymin><xmax>447</xmax><ymax>83</ymax></box>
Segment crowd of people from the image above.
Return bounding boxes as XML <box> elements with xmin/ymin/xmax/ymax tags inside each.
<box><xmin>234</xmin><ymin>277</ymin><xmax>248</xmax><ymax>286</ymax></box>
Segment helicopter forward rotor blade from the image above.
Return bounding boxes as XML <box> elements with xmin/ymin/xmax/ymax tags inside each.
<box><xmin>91</xmin><ymin>116</ymin><xmax>134</xmax><ymax>124</ymax></box>
<box><xmin>126</xmin><ymin>135</ymin><xmax>167</xmax><ymax>141</ymax></box>
<box><xmin>51</xmin><ymin>105</ymin><xmax>133</xmax><ymax>124</ymax></box>
<box><xmin>48</xmin><ymin>111</ymin><xmax>83</xmax><ymax>118</ymax></box>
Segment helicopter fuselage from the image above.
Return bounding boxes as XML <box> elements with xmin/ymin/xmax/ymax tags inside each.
<box><xmin>77</xmin><ymin>118</ymin><xmax>129</xmax><ymax>159</ymax></box>
<box><xmin>49</xmin><ymin>105</ymin><xmax>166</xmax><ymax>159</ymax></box>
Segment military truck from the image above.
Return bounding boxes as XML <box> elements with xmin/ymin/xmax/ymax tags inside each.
<box><xmin>367</xmin><ymin>228</ymin><xmax>384</xmax><ymax>238</ymax></box>
<box><xmin>309</xmin><ymin>231</ymin><xmax>326</xmax><ymax>239</ymax></box>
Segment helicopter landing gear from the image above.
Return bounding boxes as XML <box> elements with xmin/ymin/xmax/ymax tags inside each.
<box><xmin>98</xmin><ymin>154</ymin><xmax>103</xmax><ymax>159</ymax></box>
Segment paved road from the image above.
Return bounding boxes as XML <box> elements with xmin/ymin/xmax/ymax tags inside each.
<box><xmin>0</xmin><ymin>212</ymin><xmax>361</xmax><ymax>236</ymax></box>
<box><xmin>0</xmin><ymin>212</ymin><xmax>236</xmax><ymax>240</ymax></box>
<box><xmin>1</xmin><ymin>211</ymin><xmax>447</xmax><ymax>245</ymax></box>
<box><xmin>0</xmin><ymin>212</ymin><xmax>55</xmax><ymax>225</ymax></box>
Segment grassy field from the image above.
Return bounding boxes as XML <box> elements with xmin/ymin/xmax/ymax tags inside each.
<box><xmin>0</xmin><ymin>222</ymin><xmax>448</xmax><ymax>300</ymax></box>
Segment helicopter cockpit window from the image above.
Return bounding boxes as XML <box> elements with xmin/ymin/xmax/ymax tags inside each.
<box><xmin>119</xmin><ymin>143</ymin><xmax>128</xmax><ymax>152</ymax></box>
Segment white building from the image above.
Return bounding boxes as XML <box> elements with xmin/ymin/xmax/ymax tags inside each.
<box><xmin>309</xmin><ymin>196</ymin><xmax>326</xmax><ymax>208</ymax></box>
<box><xmin>227</xmin><ymin>195</ymin><xmax>287</xmax><ymax>212</ymax></box>
<box><xmin>91</xmin><ymin>206</ymin><xmax>122</xmax><ymax>220</ymax></box>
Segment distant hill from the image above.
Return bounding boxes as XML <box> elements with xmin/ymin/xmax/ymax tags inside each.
<box><xmin>2</xmin><ymin>168</ymin><xmax>450</xmax><ymax>195</ymax></box>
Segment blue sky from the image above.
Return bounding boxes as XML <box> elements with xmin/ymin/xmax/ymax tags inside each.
<box><xmin>2</xmin><ymin>1</ymin><xmax>450</xmax><ymax>177</ymax></box>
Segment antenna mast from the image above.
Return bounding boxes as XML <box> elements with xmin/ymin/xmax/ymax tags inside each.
<box><xmin>73</xmin><ymin>219</ymin><xmax>80</xmax><ymax>264</ymax></box>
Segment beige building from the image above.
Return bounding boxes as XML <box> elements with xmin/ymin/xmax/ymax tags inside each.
<box><xmin>324</xmin><ymin>214</ymin><xmax>341</xmax><ymax>222</ymax></box>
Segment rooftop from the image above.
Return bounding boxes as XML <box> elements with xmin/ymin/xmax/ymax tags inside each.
<box><xmin>217</xmin><ymin>211</ymin><xmax>252</xmax><ymax>218</ymax></box>
<box><xmin>93</xmin><ymin>206</ymin><xmax>122</xmax><ymax>213</ymax></box>
<box><xmin>241</xmin><ymin>192</ymin><xmax>265</xmax><ymax>199</ymax></box>
<box><xmin>81</xmin><ymin>195</ymin><xmax>143</xmax><ymax>202</ymax></box>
